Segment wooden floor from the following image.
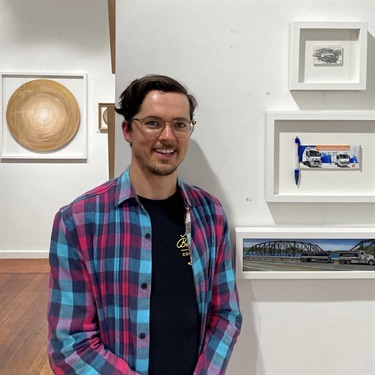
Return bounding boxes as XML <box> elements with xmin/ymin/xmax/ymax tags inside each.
<box><xmin>0</xmin><ymin>259</ymin><xmax>53</xmax><ymax>375</ymax></box>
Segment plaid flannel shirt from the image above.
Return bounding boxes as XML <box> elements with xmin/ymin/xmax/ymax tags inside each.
<box><xmin>47</xmin><ymin>167</ymin><xmax>242</xmax><ymax>375</ymax></box>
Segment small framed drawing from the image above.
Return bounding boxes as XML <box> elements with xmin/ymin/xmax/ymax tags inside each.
<box><xmin>312</xmin><ymin>45</ymin><xmax>343</xmax><ymax>65</ymax></box>
<box><xmin>236</xmin><ymin>227</ymin><xmax>375</xmax><ymax>280</ymax></box>
<box><xmin>1</xmin><ymin>72</ymin><xmax>87</xmax><ymax>160</ymax></box>
<box><xmin>265</xmin><ymin>111</ymin><xmax>375</xmax><ymax>203</ymax></box>
<box><xmin>289</xmin><ymin>22</ymin><xmax>368</xmax><ymax>90</ymax></box>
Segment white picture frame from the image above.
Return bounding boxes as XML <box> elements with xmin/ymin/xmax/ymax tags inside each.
<box><xmin>1</xmin><ymin>72</ymin><xmax>88</xmax><ymax>160</ymax></box>
<box><xmin>236</xmin><ymin>227</ymin><xmax>375</xmax><ymax>280</ymax></box>
<box><xmin>265</xmin><ymin>111</ymin><xmax>375</xmax><ymax>203</ymax></box>
<box><xmin>289</xmin><ymin>22</ymin><xmax>368</xmax><ymax>90</ymax></box>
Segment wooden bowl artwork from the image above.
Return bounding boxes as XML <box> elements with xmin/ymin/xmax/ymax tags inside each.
<box><xmin>6</xmin><ymin>79</ymin><xmax>80</xmax><ymax>152</ymax></box>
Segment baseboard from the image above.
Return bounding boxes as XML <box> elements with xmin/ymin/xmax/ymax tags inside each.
<box><xmin>0</xmin><ymin>250</ymin><xmax>49</xmax><ymax>259</ymax></box>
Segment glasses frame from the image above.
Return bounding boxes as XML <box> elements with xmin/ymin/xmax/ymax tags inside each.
<box><xmin>130</xmin><ymin>117</ymin><xmax>196</xmax><ymax>138</ymax></box>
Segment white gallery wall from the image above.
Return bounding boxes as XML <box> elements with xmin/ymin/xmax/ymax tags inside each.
<box><xmin>114</xmin><ymin>1</ymin><xmax>375</xmax><ymax>375</ymax></box>
<box><xmin>0</xmin><ymin>0</ymin><xmax>114</xmax><ymax>257</ymax></box>
<box><xmin>0</xmin><ymin>0</ymin><xmax>374</xmax><ymax>374</ymax></box>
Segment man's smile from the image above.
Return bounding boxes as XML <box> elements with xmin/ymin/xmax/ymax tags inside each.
<box><xmin>154</xmin><ymin>148</ymin><xmax>177</xmax><ymax>157</ymax></box>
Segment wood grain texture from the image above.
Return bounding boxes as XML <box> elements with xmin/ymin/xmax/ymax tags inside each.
<box><xmin>108</xmin><ymin>0</ymin><xmax>116</xmax><ymax>74</ymax></box>
<box><xmin>0</xmin><ymin>259</ymin><xmax>50</xmax><ymax>274</ymax></box>
<box><xmin>107</xmin><ymin>104</ymin><xmax>116</xmax><ymax>179</ymax></box>
<box><xmin>6</xmin><ymin>79</ymin><xmax>80</xmax><ymax>152</ymax></box>
<box><xmin>0</xmin><ymin>260</ymin><xmax>53</xmax><ymax>375</ymax></box>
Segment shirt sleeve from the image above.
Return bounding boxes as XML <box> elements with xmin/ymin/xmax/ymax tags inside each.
<box><xmin>47</xmin><ymin>210</ymin><xmax>141</xmax><ymax>375</ymax></box>
<box><xmin>193</xmin><ymin>213</ymin><xmax>242</xmax><ymax>375</ymax></box>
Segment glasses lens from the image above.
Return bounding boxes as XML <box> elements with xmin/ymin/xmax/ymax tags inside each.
<box><xmin>172</xmin><ymin>120</ymin><xmax>191</xmax><ymax>136</ymax></box>
<box><xmin>142</xmin><ymin>117</ymin><xmax>164</xmax><ymax>132</ymax></box>
<box><xmin>139</xmin><ymin>117</ymin><xmax>193</xmax><ymax>137</ymax></box>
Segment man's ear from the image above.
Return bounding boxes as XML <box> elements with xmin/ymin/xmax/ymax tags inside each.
<box><xmin>122</xmin><ymin>121</ymin><xmax>132</xmax><ymax>144</ymax></box>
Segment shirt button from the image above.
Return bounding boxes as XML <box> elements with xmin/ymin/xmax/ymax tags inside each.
<box><xmin>145</xmin><ymin>233</ymin><xmax>151</xmax><ymax>240</ymax></box>
<box><xmin>141</xmin><ymin>282</ymin><xmax>148</xmax><ymax>289</ymax></box>
<box><xmin>139</xmin><ymin>333</ymin><xmax>146</xmax><ymax>339</ymax></box>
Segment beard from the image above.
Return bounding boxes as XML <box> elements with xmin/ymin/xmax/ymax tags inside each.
<box><xmin>131</xmin><ymin>139</ymin><xmax>188</xmax><ymax>179</ymax></box>
<box><xmin>144</xmin><ymin>158</ymin><xmax>181</xmax><ymax>176</ymax></box>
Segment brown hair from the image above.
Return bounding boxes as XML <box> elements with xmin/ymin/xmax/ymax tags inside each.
<box><xmin>115</xmin><ymin>74</ymin><xmax>198</xmax><ymax>123</ymax></box>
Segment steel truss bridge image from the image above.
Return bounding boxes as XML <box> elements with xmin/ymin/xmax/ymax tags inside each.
<box><xmin>244</xmin><ymin>239</ymin><xmax>375</xmax><ymax>257</ymax></box>
<box><xmin>351</xmin><ymin>240</ymin><xmax>375</xmax><ymax>254</ymax></box>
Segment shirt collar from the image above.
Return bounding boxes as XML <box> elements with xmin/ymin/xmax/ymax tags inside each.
<box><xmin>115</xmin><ymin>166</ymin><xmax>137</xmax><ymax>207</ymax></box>
<box><xmin>115</xmin><ymin>166</ymin><xmax>196</xmax><ymax>208</ymax></box>
<box><xmin>177</xmin><ymin>178</ymin><xmax>196</xmax><ymax>208</ymax></box>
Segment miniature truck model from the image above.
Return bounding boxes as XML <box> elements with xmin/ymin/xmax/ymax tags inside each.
<box><xmin>302</xmin><ymin>147</ymin><xmax>322</xmax><ymax>168</ymax></box>
<box><xmin>334</xmin><ymin>152</ymin><xmax>350</xmax><ymax>167</ymax></box>
<box><xmin>300</xmin><ymin>251</ymin><xmax>332</xmax><ymax>263</ymax></box>
<box><xmin>339</xmin><ymin>251</ymin><xmax>375</xmax><ymax>265</ymax></box>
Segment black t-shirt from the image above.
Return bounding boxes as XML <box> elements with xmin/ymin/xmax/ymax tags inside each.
<box><xmin>138</xmin><ymin>191</ymin><xmax>200</xmax><ymax>375</ymax></box>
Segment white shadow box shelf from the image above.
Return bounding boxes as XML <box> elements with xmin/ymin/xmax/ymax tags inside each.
<box><xmin>289</xmin><ymin>22</ymin><xmax>368</xmax><ymax>90</ymax></box>
<box><xmin>265</xmin><ymin>111</ymin><xmax>375</xmax><ymax>203</ymax></box>
<box><xmin>236</xmin><ymin>227</ymin><xmax>375</xmax><ymax>280</ymax></box>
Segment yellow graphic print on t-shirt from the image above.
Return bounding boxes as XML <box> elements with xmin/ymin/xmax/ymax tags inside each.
<box><xmin>176</xmin><ymin>233</ymin><xmax>191</xmax><ymax>265</ymax></box>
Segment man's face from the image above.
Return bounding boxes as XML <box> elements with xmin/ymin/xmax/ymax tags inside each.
<box><xmin>123</xmin><ymin>90</ymin><xmax>191</xmax><ymax>178</ymax></box>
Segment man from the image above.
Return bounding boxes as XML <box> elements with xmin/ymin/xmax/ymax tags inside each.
<box><xmin>47</xmin><ymin>74</ymin><xmax>242</xmax><ymax>375</ymax></box>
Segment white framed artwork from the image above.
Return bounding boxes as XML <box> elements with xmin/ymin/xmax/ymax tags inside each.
<box><xmin>289</xmin><ymin>22</ymin><xmax>368</xmax><ymax>90</ymax></box>
<box><xmin>236</xmin><ymin>227</ymin><xmax>375</xmax><ymax>280</ymax></box>
<box><xmin>265</xmin><ymin>111</ymin><xmax>375</xmax><ymax>203</ymax></box>
<box><xmin>1</xmin><ymin>72</ymin><xmax>88</xmax><ymax>160</ymax></box>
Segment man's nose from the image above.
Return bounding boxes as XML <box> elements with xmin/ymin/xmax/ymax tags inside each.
<box><xmin>158</xmin><ymin>123</ymin><xmax>176</xmax><ymax>140</ymax></box>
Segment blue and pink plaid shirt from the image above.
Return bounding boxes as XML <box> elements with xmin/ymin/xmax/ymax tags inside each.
<box><xmin>47</xmin><ymin>167</ymin><xmax>242</xmax><ymax>374</ymax></box>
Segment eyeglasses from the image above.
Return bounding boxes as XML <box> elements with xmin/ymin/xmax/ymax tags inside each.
<box><xmin>131</xmin><ymin>116</ymin><xmax>196</xmax><ymax>138</ymax></box>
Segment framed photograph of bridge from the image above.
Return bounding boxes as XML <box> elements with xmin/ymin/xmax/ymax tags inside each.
<box><xmin>236</xmin><ymin>227</ymin><xmax>375</xmax><ymax>279</ymax></box>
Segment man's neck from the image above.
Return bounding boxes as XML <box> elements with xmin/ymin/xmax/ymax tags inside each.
<box><xmin>129</xmin><ymin>164</ymin><xmax>178</xmax><ymax>200</ymax></box>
